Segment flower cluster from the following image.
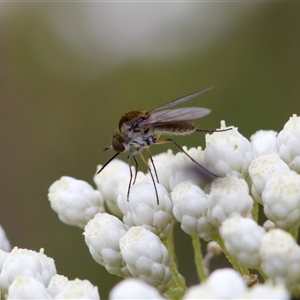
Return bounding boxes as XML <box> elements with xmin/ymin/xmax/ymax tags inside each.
<box><xmin>1</xmin><ymin>114</ymin><xmax>299</xmax><ymax>299</ymax></box>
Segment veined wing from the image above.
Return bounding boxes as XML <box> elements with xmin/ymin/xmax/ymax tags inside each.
<box><xmin>140</xmin><ymin>107</ymin><xmax>211</xmax><ymax>126</ymax></box>
<box><xmin>150</xmin><ymin>87</ymin><xmax>214</xmax><ymax>112</ymax></box>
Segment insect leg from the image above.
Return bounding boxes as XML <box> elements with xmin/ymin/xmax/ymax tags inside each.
<box><xmin>156</xmin><ymin>138</ymin><xmax>218</xmax><ymax>177</ymax></box>
<box><xmin>126</xmin><ymin>156</ymin><xmax>133</xmax><ymax>202</ymax></box>
<box><xmin>196</xmin><ymin>127</ymin><xmax>232</xmax><ymax>133</ymax></box>
<box><xmin>129</xmin><ymin>149</ymin><xmax>139</xmax><ymax>185</ymax></box>
<box><xmin>147</xmin><ymin>149</ymin><xmax>159</xmax><ymax>183</ymax></box>
<box><xmin>139</xmin><ymin>151</ymin><xmax>160</xmax><ymax>205</ymax></box>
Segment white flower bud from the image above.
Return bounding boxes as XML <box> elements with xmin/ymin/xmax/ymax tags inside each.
<box><xmin>150</xmin><ymin>149</ymin><xmax>174</xmax><ymax>192</ymax></box>
<box><xmin>169</xmin><ymin>146</ymin><xmax>214</xmax><ymax>193</ymax></box>
<box><xmin>118</xmin><ymin>179</ymin><xmax>173</xmax><ymax>239</ymax></box>
<box><xmin>207</xmin><ymin>175</ymin><xmax>253</xmax><ymax>228</ymax></box>
<box><xmin>260</xmin><ymin>229</ymin><xmax>300</xmax><ymax>288</ymax></box>
<box><xmin>171</xmin><ymin>181</ymin><xmax>216</xmax><ymax>241</ymax></box>
<box><xmin>249</xmin><ymin>153</ymin><xmax>289</xmax><ymax>204</ymax></box>
<box><xmin>220</xmin><ymin>217</ymin><xmax>265</xmax><ymax>269</ymax></box>
<box><xmin>184</xmin><ymin>268</ymin><xmax>246</xmax><ymax>299</ymax></box>
<box><xmin>250</xmin><ymin>130</ymin><xmax>278</xmax><ymax>157</ymax></box>
<box><xmin>0</xmin><ymin>248</ymin><xmax>56</xmax><ymax>296</ymax></box>
<box><xmin>109</xmin><ymin>278</ymin><xmax>164</xmax><ymax>299</ymax></box>
<box><xmin>0</xmin><ymin>226</ymin><xmax>11</xmax><ymax>252</ymax></box>
<box><xmin>204</xmin><ymin>121</ymin><xmax>253</xmax><ymax>178</ymax></box>
<box><xmin>277</xmin><ymin>114</ymin><xmax>300</xmax><ymax>173</ymax></box>
<box><xmin>53</xmin><ymin>278</ymin><xmax>100</xmax><ymax>299</ymax></box>
<box><xmin>47</xmin><ymin>274</ymin><xmax>68</xmax><ymax>297</ymax></box>
<box><xmin>119</xmin><ymin>226</ymin><xmax>171</xmax><ymax>292</ymax></box>
<box><xmin>48</xmin><ymin>176</ymin><xmax>104</xmax><ymax>229</ymax></box>
<box><xmin>94</xmin><ymin>159</ymin><xmax>131</xmax><ymax>217</ymax></box>
<box><xmin>7</xmin><ymin>275</ymin><xmax>51</xmax><ymax>299</ymax></box>
<box><xmin>83</xmin><ymin>213</ymin><xmax>129</xmax><ymax>277</ymax></box>
<box><xmin>241</xmin><ymin>283</ymin><xmax>289</xmax><ymax>299</ymax></box>
<box><xmin>262</xmin><ymin>170</ymin><xmax>300</xmax><ymax>230</ymax></box>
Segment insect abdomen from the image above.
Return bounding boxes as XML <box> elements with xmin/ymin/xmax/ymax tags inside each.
<box><xmin>153</xmin><ymin>122</ymin><xmax>196</xmax><ymax>135</ymax></box>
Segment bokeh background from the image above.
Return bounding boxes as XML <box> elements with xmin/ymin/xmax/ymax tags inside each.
<box><xmin>1</xmin><ymin>2</ymin><xmax>300</xmax><ymax>298</ymax></box>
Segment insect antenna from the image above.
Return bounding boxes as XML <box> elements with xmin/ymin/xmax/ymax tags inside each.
<box><xmin>97</xmin><ymin>152</ymin><xmax>120</xmax><ymax>174</ymax></box>
<box><xmin>158</xmin><ymin>138</ymin><xmax>218</xmax><ymax>177</ymax></box>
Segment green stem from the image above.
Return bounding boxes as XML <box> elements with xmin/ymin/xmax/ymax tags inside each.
<box><xmin>289</xmin><ymin>227</ymin><xmax>299</xmax><ymax>241</ymax></box>
<box><xmin>191</xmin><ymin>235</ymin><xmax>207</xmax><ymax>282</ymax></box>
<box><xmin>163</xmin><ymin>233</ymin><xmax>187</xmax><ymax>300</ymax></box>
<box><xmin>252</xmin><ymin>200</ymin><xmax>259</xmax><ymax>223</ymax></box>
<box><xmin>213</xmin><ymin>234</ymin><xmax>249</xmax><ymax>276</ymax></box>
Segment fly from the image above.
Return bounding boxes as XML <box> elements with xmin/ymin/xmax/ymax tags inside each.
<box><xmin>97</xmin><ymin>87</ymin><xmax>229</xmax><ymax>204</ymax></box>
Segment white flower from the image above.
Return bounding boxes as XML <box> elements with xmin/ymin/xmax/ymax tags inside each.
<box><xmin>150</xmin><ymin>149</ymin><xmax>174</xmax><ymax>192</ymax></box>
<box><xmin>262</xmin><ymin>170</ymin><xmax>300</xmax><ymax>230</ymax></box>
<box><xmin>250</xmin><ymin>130</ymin><xmax>278</xmax><ymax>157</ymax></box>
<box><xmin>0</xmin><ymin>226</ymin><xmax>11</xmax><ymax>252</ymax></box>
<box><xmin>109</xmin><ymin>278</ymin><xmax>164</xmax><ymax>299</ymax></box>
<box><xmin>169</xmin><ymin>146</ymin><xmax>214</xmax><ymax>193</ymax></box>
<box><xmin>7</xmin><ymin>275</ymin><xmax>51</xmax><ymax>299</ymax></box>
<box><xmin>94</xmin><ymin>159</ymin><xmax>132</xmax><ymax>217</ymax></box>
<box><xmin>53</xmin><ymin>278</ymin><xmax>100</xmax><ymax>299</ymax></box>
<box><xmin>260</xmin><ymin>229</ymin><xmax>300</xmax><ymax>289</ymax></box>
<box><xmin>183</xmin><ymin>268</ymin><xmax>246</xmax><ymax>299</ymax></box>
<box><xmin>249</xmin><ymin>153</ymin><xmax>289</xmax><ymax>204</ymax></box>
<box><xmin>277</xmin><ymin>114</ymin><xmax>300</xmax><ymax>173</ymax></box>
<box><xmin>48</xmin><ymin>176</ymin><xmax>104</xmax><ymax>229</ymax></box>
<box><xmin>83</xmin><ymin>213</ymin><xmax>129</xmax><ymax>277</ymax></box>
<box><xmin>118</xmin><ymin>179</ymin><xmax>173</xmax><ymax>239</ymax></box>
<box><xmin>204</xmin><ymin>121</ymin><xmax>253</xmax><ymax>178</ymax></box>
<box><xmin>241</xmin><ymin>282</ymin><xmax>289</xmax><ymax>299</ymax></box>
<box><xmin>119</xmin><ymin>226</ymin><xmax>171</xmax><ymax>292</ymax></box>
<box><xmin>220</xmin><ymin>217</ymin><xmax>265</xmax><ymax>269</ymax></box>
<box><xmin>207</xmin><ymin>174</ymin><xmax>253</xmax><ymax>228</ymax></box>
<box><xmin>172</xmin><ymin>181</ymin><xmax>216</xmax><ymax>241</ymax></box>
<box><xmin>47</xmin><ymin>274</ymin><xmax>69</xmax><ymax>297</ymax></box>
<box><xmin>0</xmin><ymin>248</ymin><xmax>56</xmax><ymax>296</ymax></box>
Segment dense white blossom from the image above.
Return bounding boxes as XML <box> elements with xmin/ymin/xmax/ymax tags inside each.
<box><xmin>7</xmin><ymin>275</ymin><xmax>51</xmax><ymax>299</ymax></box>
<box><xmin>220</xmin><ymin>217</ymin><xmax>265</xmax><ymax>269</ymax></box>
<box><xmin>172</xmin><ymin>181</ymin><xmax>216</xmax><ymax>240</ymax></box>
<box><xmin>169</xmin><ymin>146</ymin><xmax>214</xmax><ymax>192</ymax></box>
<box><xmin>83</xmin><ymin>213</ymin><xmax>129</xmax><ymax>277</ymax></box>
<box><xmin>0</xmin><ymin>226</ymin><xmax>11</xmax><ymax>252</ymax></box>
<box><xmin>150</xmin><ymin>149</ymin><xmax>174</xmax><ymax>192</ymax></box>
<box><xmin>249</xmin><ymin>153</ymin><xmax>289</xmax><ymax>204</ymax></box>
<box><xmin>119</xmin><ymin>226</ymin><xmax>171</xmax><ymax>292</ymax></box>
<box><xmin>260</xmin><ymin>229</ymin><xmax>300</xmax><ymax>290</ymax></box>
<box><xmin>207</xmin><ymin>174</ymin><xmax>253</xmax><ymax>228</ymax></box>
<box><xmin>0</xmin><ymin>248</ymin><xmax>56</xmax><ymax>296</ymax></box>
<box><xmin>48</xmin><ymin>176</ymin><xmax>104</xmax><ymax>228</ymax></box>
<box><xmin>183</xmin><ymin>269</ymin><xmax>246</xmax><ymax>299</ymax></box>
<box><xmin>204</xmin><ymin>121</ymin><xmax>253</xmax><ymax>178</ymax></box>
<box><xmin>262</xmin><ymin>170</ymin><xmax>300</xmax><ymax>230</ymax></box>
<box><xmin>109</xmin><ymin>278</ymin><xmax>164</xmax><ymax>299</ymax></box>
<box><xmin>250</xmin><ymin>129</ymin><xmax>278</xmax><ymax>157</ymax></box>
<box><xmin>277</xmin><ymin>114</ymin><xmax>300</xmax><ymax>173</ymax></box>
<box><xmin>118</xmin><ymin>179</ymin><xmax>173</xmax><ymax>239</ymax></box>
<box><xmin>94</xmin><ymin>159</ymin><xmax>132</xmax><ymax>217</ymax></box>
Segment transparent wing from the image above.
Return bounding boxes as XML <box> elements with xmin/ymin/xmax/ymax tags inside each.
<box><xmin>139</xmin><ymin>107</ymin><xmax>211</xmax><ymax>126</ymax></box>
<box><xmin>150</xmin><ymin>87</ymin><xmax>214</xmax><ymax>112</ymax></box>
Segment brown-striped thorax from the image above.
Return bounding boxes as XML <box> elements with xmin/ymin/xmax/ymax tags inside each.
<box><xmin>97</xmin><ymin>87</ymin><xmax>230</xmax><ymax>204</ymax></box>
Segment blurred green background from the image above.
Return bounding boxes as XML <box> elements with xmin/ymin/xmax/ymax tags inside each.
<box><xmin>1</xmin><ymin>2</ymin><xmax>299</xmax><ymax>298</ymax></box>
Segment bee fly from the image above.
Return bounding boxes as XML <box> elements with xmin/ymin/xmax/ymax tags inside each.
<box><xmin>97</xmin><ymin>87</ymin><xmax>230</xmax><ymax>204</ymax></box>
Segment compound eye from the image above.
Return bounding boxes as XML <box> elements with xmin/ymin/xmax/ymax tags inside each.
<box><xmin>112</xmin><ymin>136</ymin><xmax>125</xmax><ymax>153</ymax></box>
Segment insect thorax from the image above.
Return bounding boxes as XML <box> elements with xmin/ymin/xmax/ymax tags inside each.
<box><xmin>118</xmin><ymin>110</ymin><xmax>150</xmax><ymax>132</ymax></box>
